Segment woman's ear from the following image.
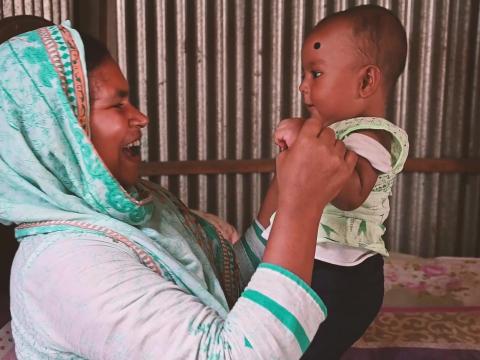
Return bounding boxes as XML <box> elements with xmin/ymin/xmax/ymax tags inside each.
<box><xmin>358</xmin><ymin>65</ymin><xmax>381</xmax><ymax>98</ymax></box>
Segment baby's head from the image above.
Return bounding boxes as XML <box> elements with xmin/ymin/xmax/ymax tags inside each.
<box><xmin>299</xmin><ymin>5</ymin><xmax>407</xmax><ymax>124</ymax></box>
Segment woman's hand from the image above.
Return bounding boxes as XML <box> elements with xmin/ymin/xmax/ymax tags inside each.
<box><xmin>276</xmin><ymin>116</ymin><xmax>357</xmax><ymax>216</ymax></box>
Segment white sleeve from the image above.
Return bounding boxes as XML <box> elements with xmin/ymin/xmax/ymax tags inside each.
<box><xmin>13</xmin><ymin>233</ymin><xmax>327</xmax><ymax>360</ymax></box>
<box><xmin>343</xmin><ymin>133</ymin><xmax>392</xmax><ymax>173</ymax></box>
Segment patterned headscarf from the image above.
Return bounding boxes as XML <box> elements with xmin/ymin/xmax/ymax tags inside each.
<box><xmin>0</xmin><ymin>23</ymin><xmax>238</xmax><ymax>315</ymax></box>
<box><xmin>0</xmin><ymin>22</ymin><xmax>154</xmax><ymax>225</ymax></box>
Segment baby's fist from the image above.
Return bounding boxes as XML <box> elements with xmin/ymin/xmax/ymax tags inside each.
<box><xmin>274</xmin><ymin>117</ymin><xmax>305</xmax><ymax>151</ymax></box>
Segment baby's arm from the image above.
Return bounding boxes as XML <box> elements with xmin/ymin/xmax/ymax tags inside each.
<box><xmin>258</xmin><ymin>121</ymin><xmax>391</xmax><ymax>224</ymax></box>
<box><xmin>257</xmin><ymin>118</ymin><xmax>304</xmax><ymax>228</ymax></box>
<box><xmin>257</xmin><ymin>174</ymin><xmax>278</xmax><ymax>228</ymax></box>
<box><xmin>331</xmin><ymin>130</ymin><xmax>391</xmax><ymax>211</ymax></box>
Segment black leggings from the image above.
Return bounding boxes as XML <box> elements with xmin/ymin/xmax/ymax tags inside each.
<box><xmin>301</xmin><ymin>255</ymin><xmax>384</xmax><ymax>360</ymax></box>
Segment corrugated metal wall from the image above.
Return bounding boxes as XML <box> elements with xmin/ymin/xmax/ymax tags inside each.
<box><xmin>383</xmin><ymin>0</ymin><xmax>480</xmax><ymax>257</ymax></box>
<box><xmin>3</xmin><ymin>1</ymin><xmax>478</xmax><ymax>257</ymax></box>
<box><xmin>0</xmin><ymin>0</ymin><xmax>72</xmax><ymax>22</ymax></box>
<box><xmin>113</xmin><ymin>0</ymin><xmax>479</xmax><ymax>257</ymax></box>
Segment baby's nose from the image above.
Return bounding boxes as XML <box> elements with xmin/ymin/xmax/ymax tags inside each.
<box><xmin>298</xmin><ymin>81</ymin><xmax>309</xmax><ymax>94</ymax></box>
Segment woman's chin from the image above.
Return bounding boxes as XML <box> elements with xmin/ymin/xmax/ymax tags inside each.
<box><xmin>117</xmin><ymin>168</ymin><xmax>140</xmax><ymax>189</ymax></box>
<box><xmin>116</xmin><ymin>152</ymin><xmax>142</xmax><ymax>188</ymax></box>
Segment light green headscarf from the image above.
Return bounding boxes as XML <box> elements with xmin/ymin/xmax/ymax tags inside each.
<box><xmin>0</xmin><ymin>23</ymin><xmax>239</xmax><ymax>316</ymax></box>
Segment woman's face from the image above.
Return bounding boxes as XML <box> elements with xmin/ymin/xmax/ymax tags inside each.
<box><xmin>88</xmin><ymin>57</ymin><xmax>148</xmax><ymax>188</ymax></box>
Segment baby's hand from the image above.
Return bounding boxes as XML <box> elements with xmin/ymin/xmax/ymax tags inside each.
<box><xmin>274</xmin><ymin>117</ymin><xmax>305</xmax><ymax>151</ymax></box>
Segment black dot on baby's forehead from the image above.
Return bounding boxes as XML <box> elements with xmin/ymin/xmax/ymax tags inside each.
<box><xmin>314</xmin><ymin>42</ymin><xmax>321</xmax><ymax>49</ymax></box>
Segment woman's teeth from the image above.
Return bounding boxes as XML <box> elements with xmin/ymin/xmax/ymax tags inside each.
<box><xmin>126</xmin><ymin>139</ymin><xmax>141</xmax><ymax>148</ymax></box>
<box><xmin>123</xmin><ymin>140</ymin><xmax>141</xmax><ymax>157</ymax></box>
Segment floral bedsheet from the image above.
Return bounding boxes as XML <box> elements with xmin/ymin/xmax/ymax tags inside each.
<box><xmin>343</xmin><ymin>253</ymin><xmax>480</xmax><ymax>359</ymax></box>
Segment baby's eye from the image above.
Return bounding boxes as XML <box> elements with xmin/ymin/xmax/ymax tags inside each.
<box><xmin>312</xmin><ymin>71</ymin><xmax>322</xmax><ymax>78</ymax></box>
<box><xmin>113</xmin><ymin>103</ymin><xmax>125</xmax><ymax>109</ymax></box>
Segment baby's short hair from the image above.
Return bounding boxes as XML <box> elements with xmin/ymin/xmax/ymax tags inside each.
<box><xmin>317</xmin><ymin>5</ymin><xmax>407</xmax><ymax>94</ymax></box>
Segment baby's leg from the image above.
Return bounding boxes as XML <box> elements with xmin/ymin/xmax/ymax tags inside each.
<box><xmin>302</xmin><ymin>255</ymin><xmax>384</xmax><ymax>360</ymax></box>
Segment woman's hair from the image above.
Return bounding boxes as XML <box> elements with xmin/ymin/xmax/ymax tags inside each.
<box><xmin>0</xmin><ymin>15</ymin><xmax>53</xmax><ymax>44</ymax></box>
<box><xmin>79</xmin><ymin>32</ymin><xmax>112</xmax><ymax>72</ymax></box>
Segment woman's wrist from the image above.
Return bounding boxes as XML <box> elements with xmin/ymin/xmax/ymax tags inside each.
<box><xmin>277</xmin><ymin>192</ymin><xmax>328</xmax><ymax>221</ymax></box>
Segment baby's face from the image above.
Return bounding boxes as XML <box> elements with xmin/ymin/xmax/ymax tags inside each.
<box><xmin>300</xmin><ymin>19</ymin><xmax>365</xmax><ymax>124</ymax></box>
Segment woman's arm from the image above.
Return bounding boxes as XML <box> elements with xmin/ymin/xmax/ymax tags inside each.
<box><xmin>15</xmin><ymin>233</ymin><xmax>326</xmax><ymax>359</ymax></box>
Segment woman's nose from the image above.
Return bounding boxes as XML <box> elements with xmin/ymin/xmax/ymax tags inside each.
<box><xmin>130</xmin><ymin>107</ymin><xmax>149</xmax><ymax>128</ymax></box>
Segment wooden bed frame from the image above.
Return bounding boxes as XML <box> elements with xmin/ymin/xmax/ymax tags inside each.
<box><xmin>139</xmin><ymin>158</ymin><xmax>480</xmax><ymax>176</ymax></box>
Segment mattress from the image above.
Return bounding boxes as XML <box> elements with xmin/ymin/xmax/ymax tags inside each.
<box><xmin>343</xmin><ymin>253</ymin><xmax>480</xmax><ymax>359</ymax></box>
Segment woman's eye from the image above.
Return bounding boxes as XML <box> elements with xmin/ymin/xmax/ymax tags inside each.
<box><xmin>312</xmin><ymin>71</ymin><xmax>322</xmax><ymax>78</ymax></box>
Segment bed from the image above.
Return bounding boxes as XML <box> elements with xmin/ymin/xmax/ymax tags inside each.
<box><xmin>342</xmin><ymin>253</ymin><xmax>480</xmax><ymax>360</ymax></box>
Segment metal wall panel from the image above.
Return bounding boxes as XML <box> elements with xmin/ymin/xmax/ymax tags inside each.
<box><xmin>0</xmin><ymin>0</ymin><xmax>72</xmax><ymax>23</ymax></box>
<box><xmin>112</xmin><ymin>0</ymin><xmax>480</xmax><ymax>257</ymax></box>
<box><xmin>89</xmin><ymin>0</ymin><xmax>480</xmax><ymax>256</ymax></box>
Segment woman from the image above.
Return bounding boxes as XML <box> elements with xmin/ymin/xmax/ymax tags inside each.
<box><xmin>0</xmin><ymin>22</ymin><xmax>355</xmax><ymax>359</ymax></box>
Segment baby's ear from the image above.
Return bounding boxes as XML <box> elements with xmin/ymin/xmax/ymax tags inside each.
<box><xmin>358</xmin><ymin>65</ymin><xmax>381</xmax><ymax>98</ymax></box>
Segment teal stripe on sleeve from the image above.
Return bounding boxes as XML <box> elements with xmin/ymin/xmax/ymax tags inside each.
<box><xmin>252</xmin><ymin>221</ymin><xmax>267</xmax><ymax>246</ymax></box>
<box><xmin>241</xmin><ymin>237</ymin><xmax>261</xmax><ymax>268</ymax></box>
<box><xmin>242</xmin><ymin>289</ymin><xmax>310</xmax><ymax>352</ymax></box>
<box><xmin>259</xmin><ymin>263</ymin><xmax>327</xmax><ymax>316</ymax></box>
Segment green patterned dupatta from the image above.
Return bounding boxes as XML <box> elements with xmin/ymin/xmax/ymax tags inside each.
<box><xmin>0</xmin><ymin>23</ymin><xmax>238</xmax><ymax>315</ymax></box>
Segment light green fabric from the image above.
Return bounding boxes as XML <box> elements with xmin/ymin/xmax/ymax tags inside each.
<box><xmin>317</xmin><ymin>117</ymin><xmax>409</xmax><ymax>256</ymax></box>
<box><xmin>0</xmin><ymin>23</ymin><xmax>236</xmax><ymax>316</ymax></box>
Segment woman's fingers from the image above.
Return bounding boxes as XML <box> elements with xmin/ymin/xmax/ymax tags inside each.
<box><xmin>298</xmin><ymin>116</ymin><xmax>324</xmax><ymax>138</ymax></box>
<box><xmin>335</xmin><ymin>137</ymin><xmax>346</xmax><ymax>156</ymax></box>
<box><xmin>345</xmin><ymin>149</ymin><xmax>358</xmax><ymax>168</ymax></box>
<box><xmin>316</xmin><ymin>126</ymin><xmax>336</xmax><ymax>146</ymax></box>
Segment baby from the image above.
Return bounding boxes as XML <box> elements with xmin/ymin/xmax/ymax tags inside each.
<box><xmin>257</xmin><ymin>5</ymin><xmax>409</xmax><ymax>359</ymax></box>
